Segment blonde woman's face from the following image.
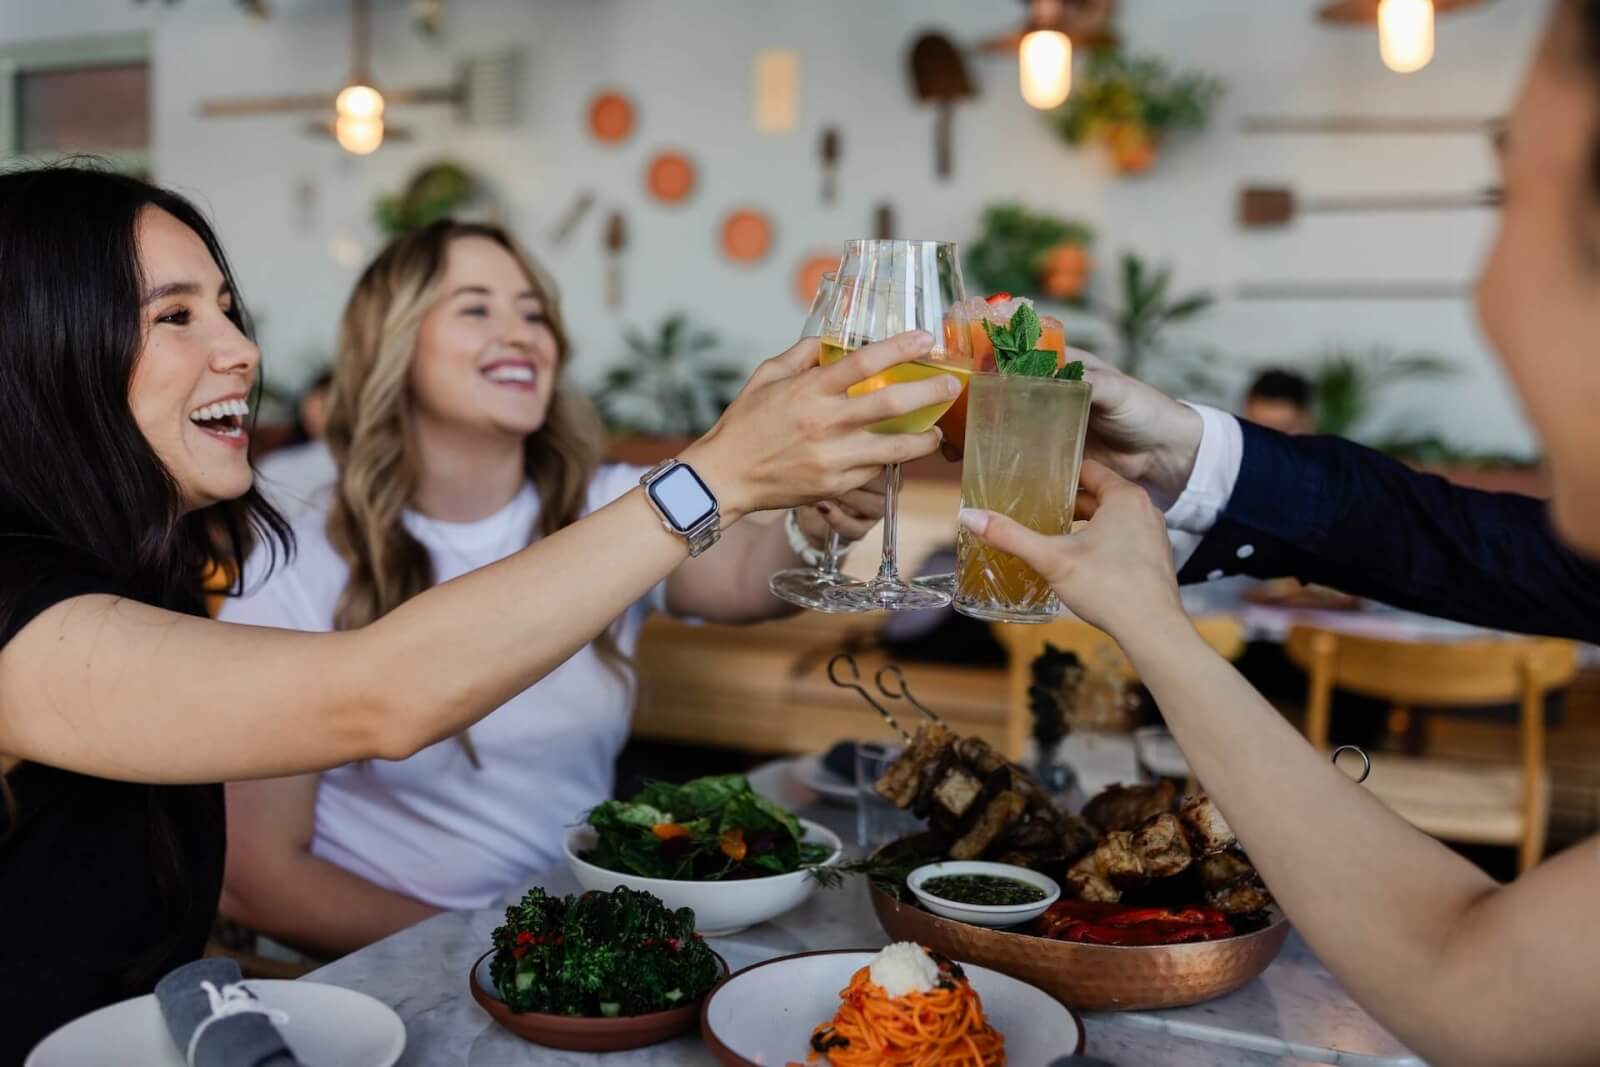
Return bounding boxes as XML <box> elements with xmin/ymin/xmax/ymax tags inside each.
<box><xmin>1477</xmin><ymin>6</ymin><xmax>1600</xmax><ymax>556</ymax></box>
<box><xmin>409</xmin><ymin>236</ymin><xmax>559</xmax><ymax>443</ymax></box>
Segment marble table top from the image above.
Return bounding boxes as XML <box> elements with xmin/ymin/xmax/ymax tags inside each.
<box><xmin>303</xmin><ymin>764</ymin><xmax>1424</xmax><ymax>1067</ymax></box>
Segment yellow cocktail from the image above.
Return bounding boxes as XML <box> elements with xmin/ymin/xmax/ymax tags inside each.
<box><xmin>954</xmin><ymin>372</ymin><xmax>1092</xmax><ymax>623</ymax></box>
<box><xmin>820</xmin><ymin>339</ymin><xmax>971</xmax><ymax>435</ymax></box>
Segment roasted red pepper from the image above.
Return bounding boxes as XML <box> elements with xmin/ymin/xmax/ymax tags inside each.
<box><xmin>1034</xmin><ymin>900</ymin><xmax>1235</xmax><ymax>946</ymax></box>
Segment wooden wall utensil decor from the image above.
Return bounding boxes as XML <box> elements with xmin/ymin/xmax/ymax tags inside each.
<box><xmin>874</xmin><ymin>203</ymin><xmax>896</xmax><ymax>241</ymax></box>
<box><xmin>819</xmin><ymin>126</ymin><xmax>841</xmax><ymax>204</ymax></box>
<box><xmin>604</xmin><ymin>210</ymin><xmax>627</xmax><ymax>309</ymax></box>
<box><xmin>908</xmin><ymin>31</ymin><xmax>975</xmax><ymax>180</ymax></box>
<box><xmin>550</xmin><ymin>190</ymin><xmax>595</xmax><ymax>245</ymax></box>
<box><xmin>645</xmin><ymin>151</ymin><xmax>697</xmax><ymax>204</ymax></box>
<box><xmin>588</xmin><ymin>90</ymin><xmax>635</xmax><ymax>143</ymax></box>
<box><xmin>721</xmin><ymin>209</ymin><xmax>773</xmax><ymax>265</ymax></box>
<box><xmin>1239</xmin><ymin>185</ymin><xmax>1502</xmax><ymax>228</ymax></box>
<box><xmin>1242</xmin><ymin>115</ymin><xmax>1502</xmax><ymax>135</ymax></box>
<box><xmin>1235</xmin><ymin>282</ymin><xmax>1471</xmax><ymax>301</ymax></box>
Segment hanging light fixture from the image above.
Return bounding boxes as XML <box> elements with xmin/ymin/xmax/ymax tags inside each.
<box><xmin>1019</xmin><ymin>27</ymin><xmax>1072</xmax><ymax>110</ymax></box>
<box><xmin>977</xmin><ymin>0</ymin><xmax>1113</xmax><ymax>110</ymax></box>
<box><xmin>334</xmin><ymin>81</ymin><xmax>384</xmax><ymax>154</ymax></box>
<box><xmin>1318</xmin><ymin>0</ymin><xmax>1482</xmax><ymax>76</ymax></box>
<box><xmin>1378</xmin><ymin>0</ymin><xmax>1434</xmax><ymax>73</ymax></box>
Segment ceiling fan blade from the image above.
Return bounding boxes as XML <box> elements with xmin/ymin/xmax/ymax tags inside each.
<box><xmin>201</xmin><ymin>92</ymin><xmax>336</xmax><ymax>117</ymax></box>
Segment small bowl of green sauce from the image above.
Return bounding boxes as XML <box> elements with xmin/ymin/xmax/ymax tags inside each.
<box><xmin>906</xmin><ymin>861</ymin><xmax>1061</xmax><ymax>928</ymax></box>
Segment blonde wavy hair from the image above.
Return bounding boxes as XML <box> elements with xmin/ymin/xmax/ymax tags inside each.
<box><xmin>324</xmin><ymin>221</ymin><xmax>627</xmax><ymax>760</ymax></box>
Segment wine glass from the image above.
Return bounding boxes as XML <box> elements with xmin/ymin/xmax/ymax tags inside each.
<box><xmin>768</xmin><ymin>273</ymin><xmax>871</xmax><ymax>612</ymax></box>
<box><xmin>821</xmin><ymin>240</ymin><xmax>973</xmax><ymax>613</ymax></box>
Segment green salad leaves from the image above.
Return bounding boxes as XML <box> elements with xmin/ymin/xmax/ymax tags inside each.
<box><xmin>489</xmin><ymin>886</ymin><xmax>722</xmax><ymax>1017</ymax></box>
<box><xmin>983</xmin><ymin>303</ymin><xmax>1084</xmax><ymax>381</ymax></box>
<box><xmin>585</xmin><ymin>773</ymin><xmax>834</xmax><ymax>881</ymax></box>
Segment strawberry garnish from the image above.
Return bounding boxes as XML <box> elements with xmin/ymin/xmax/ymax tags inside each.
<box><xmin>985</xmin><ymin>292</ymin><xmax>1013</xmax><ymax>305</ymax></box>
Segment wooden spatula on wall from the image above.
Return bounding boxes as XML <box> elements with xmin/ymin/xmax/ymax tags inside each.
<box><xmin>1239</xmin><ymin>185</ymin><xmax>1502</xmax><ymax>228</ymax></box>
<box><xmin>603</xmin><ymin>210</ymin><xmax>626</xmax><ymax>310</ymax></box>
<box><xmin>909</xmin><ymin>32</ymin><xmax>975</xmax><ymax>180</ymax></box>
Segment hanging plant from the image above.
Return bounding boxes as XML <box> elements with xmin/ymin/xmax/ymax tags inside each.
<box><xmin>966</xmin><ymin>203</ymin><xmax>1095</xmax><ymax>303</ymax></box>
<box><xmin>1054</xmin><ymin>49</ymin><xmax>1224</xmax><ymax>176</ymax></box>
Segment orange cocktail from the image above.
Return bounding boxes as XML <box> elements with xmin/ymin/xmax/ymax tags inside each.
<box><xmin>938</xmin><ymin>297</ymin><xmax>1066</xmax><ymax>455</ymax></box>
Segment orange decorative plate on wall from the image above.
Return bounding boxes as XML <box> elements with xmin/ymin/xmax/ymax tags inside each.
<box><xmin>720</xmin><ymin>209</ymin><xmax>773</xmax><ymax>264</ymax></box>
<box><xmin>793</xmin><ymin>251</ymin><xmax>838</xmax><ymax>308</ymax></box>
<box><xmin>645</xmin><ymin>151</ymin><xmax>697</xmax><ymax>204</ymax></box>
<box><xmin>587</xmin><ymin>90</ymin><xmax>635</xmax><ymax>143</ymax></box>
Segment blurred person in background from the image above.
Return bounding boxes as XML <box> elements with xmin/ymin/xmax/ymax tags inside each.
<box><xmin>1242</xmin><ymin>368</ymin><xmax>1315</xmax><ymax>435</ymax></box>
<box><xmin>254</xmin><ymin>368</ymin><xmax>336</xmax><ymax>523</ymax></box>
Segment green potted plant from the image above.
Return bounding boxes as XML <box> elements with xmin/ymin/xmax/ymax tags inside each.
<box><xmin>592</xmin><ymin>313</ymin><xmax>744</xmax><ymax>465</ymax></box>
<box><xmin>373</xmin><ymin>161</ymin><xmax>479</xmax><ymax>237</ymax></box>
<box><xmin>966</xmin><ymin>203</ymin><xmax>1095</xmax><ymax>304</ymax></box>
<box><xmin>1094</xmin><ymin>252</ymin><xmax>1214</xmax><ymax>382</ymax></box>
<box><xmin>1305</xmin><ymin>345</ymin><xmax>1455</xmax><ymax>440</ymax></box>
<box><xmin>1054</xmin><ymin>49</ymin><xmax>1224</xmax><ymax>175</ymax></box>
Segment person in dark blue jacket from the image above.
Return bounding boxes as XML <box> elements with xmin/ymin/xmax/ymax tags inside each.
<box><xmin>959</xmin><ymin>3</ymin><xmax>1600</xmax><ymax>1063</ymax></box>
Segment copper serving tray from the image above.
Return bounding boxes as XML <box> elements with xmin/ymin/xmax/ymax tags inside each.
<box><xmin>870</xmin><ymin>882</ymin><xmax>1290</xmax><ymax>1013</ymax></box>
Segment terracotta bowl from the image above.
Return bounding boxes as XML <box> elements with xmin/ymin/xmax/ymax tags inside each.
<box><xmin>469</xmin><ymin>948</ymin><xmax>728</xmax><ymax>1052</ymax></box>
<box><xmin>871</xmin><ymin>882</ymin><xmax>1290</xmax><ymax>1013</ymax></box>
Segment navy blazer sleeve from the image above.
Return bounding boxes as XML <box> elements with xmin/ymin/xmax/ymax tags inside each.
<box><xmin>1176</xmin><ymin>419</ymin><xmax>1600</xmax><ymax>643</ymax></box>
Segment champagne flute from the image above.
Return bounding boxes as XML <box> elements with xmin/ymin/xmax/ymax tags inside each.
<box><xmin>768</xmin><ymin>273</ymin><xmax>871</xmax><ymax>612</ymax></box>
<box><xmin>822</xmin><ymin>240</ymin><xmax>973</xmax><ymax>613</ymax></box>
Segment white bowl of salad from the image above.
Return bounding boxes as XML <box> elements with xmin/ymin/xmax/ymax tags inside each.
<box><xmin>564</xmin><ymin>774</ymin><xmax>844</xmax><ymax>937</ymax></box>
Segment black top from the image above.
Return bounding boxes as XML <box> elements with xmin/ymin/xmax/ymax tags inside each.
<box><xmin>1178</xmin><ymin>419</ymin><xmax>1600</xmax><ymax>642</ymax></box>
<box><xmin>0</xmin><ymin>544</ymin><xmax>224</xmax><ymax>1066</ymax></box>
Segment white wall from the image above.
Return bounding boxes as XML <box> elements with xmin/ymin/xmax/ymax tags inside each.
<box><xmin>0</xmin><ymin>0</ymin><xmax>1548</xmax><ymax>454</ymax></box>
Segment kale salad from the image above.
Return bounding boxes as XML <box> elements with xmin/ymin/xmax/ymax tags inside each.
<box><xmin>584</xmin><ymin>774</ymin><xmax>835</xmax><ymax>881</ymax></box>
<box><xmin>489</xmin><ymin>886</ymin><xmax>724</xmax><ymax>1017</ymax></box>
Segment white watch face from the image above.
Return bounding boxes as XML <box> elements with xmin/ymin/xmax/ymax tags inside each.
<box><xmin>650</xmin><ymin>464</ymin><xmax>716</xmax><ymax>532</ymax></box>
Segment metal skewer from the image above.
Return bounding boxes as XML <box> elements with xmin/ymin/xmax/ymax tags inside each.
<box><xmin>827</xmin><ymin>653</ymin><xmax>912</xmax><ymax>742</ymax></box>
<box><xmin>874</xmin><ymin>664</ymin><xmax>945</xmax><ymax>726</ymax></box>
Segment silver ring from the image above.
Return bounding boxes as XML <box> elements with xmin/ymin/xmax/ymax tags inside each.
<box><xmin>1331</xmin><ymin>745</ymin><xmax>1371</xmax><ymax>784</ymax></box>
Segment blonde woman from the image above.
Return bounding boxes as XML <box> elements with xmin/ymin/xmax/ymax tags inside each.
<box><xmin>216</xmin><ymin>221</ymin><xmax>889</xmax><ymax>957</ymax></box>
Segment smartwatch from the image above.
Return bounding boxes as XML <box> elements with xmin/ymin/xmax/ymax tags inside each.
<box><xmin>640</xmin><ymin>459</ymin><xmax>722</xmax><ymax>557</ymax></box>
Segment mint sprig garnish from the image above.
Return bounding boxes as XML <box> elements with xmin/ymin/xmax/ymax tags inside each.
<box><xmin>982</xmin><ymin>303</ymin><xmax>1084</xmax><ymax>381</ymax></box>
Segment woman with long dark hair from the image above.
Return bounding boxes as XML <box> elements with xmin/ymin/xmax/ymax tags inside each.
<box><xmin>0</xmin><ymin>164</ymin><xmax>952</xmax><ymax>1057</ymax></box>
<box><xmin>961</xmin><ymin>3</ymin><xmax>1600</xmax><ymax>1063</ymax></box>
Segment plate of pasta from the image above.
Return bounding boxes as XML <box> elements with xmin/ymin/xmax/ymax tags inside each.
<box><xmin>699</xmin><ymin>944</ymin><xmax>1084</xmax><ymax>1066</ymax></box>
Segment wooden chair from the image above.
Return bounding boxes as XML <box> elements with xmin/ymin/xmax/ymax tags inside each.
<box><xmin>991</xmin><ymin>616</ymin><xmax>1246</xmax><ymax>759</ymax></box>
<box><xmin>1284</xmin><ymin>627</ymin><xmax>1577</xmax><ymax>873</ymax></box>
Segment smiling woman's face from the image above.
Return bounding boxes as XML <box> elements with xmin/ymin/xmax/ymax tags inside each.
<box><xmin>1477</xmin><ymin>2</ymin><xmax>1600</xmax><ymax>556</ymax></box>
<box><xmin>127</xmin><ymin>206</ymin><xmax>260</xmax><ymax>511</ymax></box>
<box><xmin>408</xmin><ymin>235</ymin><xmax>559</xmax><ymax>445</ymax></box>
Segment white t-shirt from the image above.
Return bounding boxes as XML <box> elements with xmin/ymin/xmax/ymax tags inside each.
<box><xmin>219</xmin><ymin>464</ymin><xmax>665</xmax><ymax>910</ymax></box>
<box><xmin>254</xmin><ymin>441</ymin><xmax>338</xmax><ymax>526</ymax></box>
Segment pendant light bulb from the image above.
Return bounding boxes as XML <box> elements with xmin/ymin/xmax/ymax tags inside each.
<box><xmin>1378</xmin><ymin>0</ymin><xmax>1435</xmax><ymax>74</ymax></box>
<box><xmin>1019</xmin><ymin>29</ymin><xmax>1072</xmax><ymax>110</ymax></box>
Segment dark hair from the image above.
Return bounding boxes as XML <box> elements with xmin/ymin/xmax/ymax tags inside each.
<box><xmin>1246</xmin><ymin>369</ymin><xmax>1312</xmax><ymax>409</ymax></box>
<box><xmin>0</xmin><ymin>163</ymin><xmax>291</xmax><ymax>615</ymax></box>
<box><xmin>0</xmin><ymin>163</ymin><xmax>292</xmax><ymax>981</ymax></box>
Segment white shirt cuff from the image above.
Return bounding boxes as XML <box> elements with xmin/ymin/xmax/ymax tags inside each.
<box><xmin>1165</xmin><ymin>403</ymin><xmax>1243</xmax><ymax>537</ymax></box>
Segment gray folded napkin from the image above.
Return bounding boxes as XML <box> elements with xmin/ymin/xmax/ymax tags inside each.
<box><xmin>155</xmin><ymin>958</ymin><xmax>302</xmax><ymax>1067</ymax></box>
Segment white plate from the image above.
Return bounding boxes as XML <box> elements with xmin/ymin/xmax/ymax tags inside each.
<box><xmin>907</xmin><ymin>860</ymin><xmax>1062</xmax><ymax>927</ymax></box>
<box><xmin>26</xmin><ymin>980</ymin><xmax>405</xmax><ymax>1067</ymax></box>
<box><xmin>787</xmin><ymin>754</ymin><xmax>857</xmax><ymax>805</ymax></box>
<box><xmin>701</xmin><ymin>949</ymin><xmax>1085</xmax><ymax>1065</ymax></box>
<box><xmin>565</xmin><ymin>818</ymin><xmax>844</xmax><ymax>937</ymax></box>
